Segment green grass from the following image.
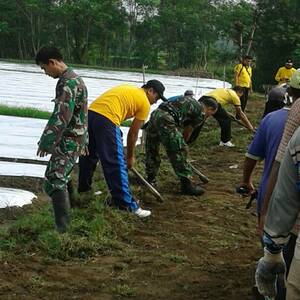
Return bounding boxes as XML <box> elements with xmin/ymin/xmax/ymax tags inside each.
<box><xmin>0</xmin><ymin>189</ymin><xmax>134</xmax><ymax>260</ymax></box>
<box><xmin>0</xmin><ymin>104</ymin><xmax>51</xmax><ymax>119</ymax></box>
<box><xmin>0</xmin><ymin>104</ymin><xmax>133</xmax><ymax>126</ymax></box>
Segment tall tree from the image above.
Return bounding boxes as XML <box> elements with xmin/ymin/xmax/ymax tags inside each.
<box><xmin>254</xmin><ymin>0</ymin><xmax>300</xmax><ymax>86</ymax></box>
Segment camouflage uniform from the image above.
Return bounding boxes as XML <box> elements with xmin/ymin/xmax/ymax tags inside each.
<box><xmin>145</xmin><ymin>96</ymin><xmax>205</xmax><ymax>180</ymax></box>
<box><xmin>38</xmin><ymin>68</ymin><xmax>88</xmax><ymax>196</ymax></box>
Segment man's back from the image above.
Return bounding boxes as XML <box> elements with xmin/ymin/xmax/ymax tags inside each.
<box><xmin>206</xmin><ymin>88</ymin><xmax>240</xmax><ymax>106</ymax></box>
<box><xmin>89</xmin><ymin>84</ymin><xmax>150</xmax><ymax>126</ymax></box>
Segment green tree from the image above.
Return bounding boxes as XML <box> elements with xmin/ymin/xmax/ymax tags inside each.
<box><xmin>254</xmin><ymin>0</ymin><xmax>300</xmax><ymax>87</ymax></box>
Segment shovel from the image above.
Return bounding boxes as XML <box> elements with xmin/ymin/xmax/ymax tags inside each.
<box><xmin>188</xmin><ymin>162</ymin><xmax>209</xmax><ymax>184</ymax></box>
<box><xmin>131</xmin><ymin>167</ymin><xmax>164</xmax><ymax>202</ymax></box>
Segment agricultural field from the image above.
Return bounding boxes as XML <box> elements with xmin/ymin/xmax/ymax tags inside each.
<box><xmin>0</xmin><ymin>95</ymin><xmax>266</xmax><ymax>300</ymax></box>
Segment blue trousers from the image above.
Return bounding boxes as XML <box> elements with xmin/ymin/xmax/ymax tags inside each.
<box><xmin>78</xmin><ymin>111</ymin><xmax>138</xmax><ymax>211</ymax></box>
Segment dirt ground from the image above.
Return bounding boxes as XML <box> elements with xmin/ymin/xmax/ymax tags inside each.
<box><xmin>0</xmin><ymin>97</ymin><xmax>266</xmax><ymax>300</ymax></box>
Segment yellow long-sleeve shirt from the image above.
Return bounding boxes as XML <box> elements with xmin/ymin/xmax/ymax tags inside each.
<box><xmin>275</xmin><ymin>66</ymin><xmax>296</xmax><ymax>85</ymax></box>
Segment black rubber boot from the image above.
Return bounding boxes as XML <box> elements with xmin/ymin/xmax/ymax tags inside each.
<box><xmin>51</xmin><ymin>190</ymin><xmax>70</xmax><ymax>233</ymax></box>
<box><xmin>180</xmin><ymin>177</ymin><xmax>205</xmax><ymax>196</ymax></box>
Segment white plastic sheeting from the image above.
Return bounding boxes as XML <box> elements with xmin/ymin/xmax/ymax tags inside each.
<box><xmin>0</xmin><ymin>61</ymin><xmax>230</xmax><ymax>111</ymax></box>
<box><xmin>0</xmin><ymin>115</ymin><xmax>142</xmax><ymax>161</ymax></box>
<box><xmin>0</xmin><ymin>187</ymin><xmax>37</xmax><ymax>208</ymax></box>
<box><xmin>0</xmin><ymin>161</ymin><xmax>46</xmax><ymax>177</ymax></box>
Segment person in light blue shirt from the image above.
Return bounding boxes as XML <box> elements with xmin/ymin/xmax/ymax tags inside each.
<box><xmin>168</xmin><ymin>90</ymin><xmax>194</xmax><ymax>102</ymax></box>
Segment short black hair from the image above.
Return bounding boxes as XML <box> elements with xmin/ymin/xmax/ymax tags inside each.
<box><xmin>199</xmin><ymin>96</ymin><xmax>218</xmax><ymax>110</ymax></box>
<box><xmin>233</xmin><ymin>86</ymin><xmax>244</xmax><ymax>94</ymax></box>
<box><xmin>243</xmin><ymin>55</ymin><xmax>252</xmax><ymax>60</ymax></box>
<box><xmin>35</xmin><ymin>47</ymin><xmax>63</xmax><ymax>65</ymax></box>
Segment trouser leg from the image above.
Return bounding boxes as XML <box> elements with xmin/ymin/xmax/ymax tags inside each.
<box><xmin>78</xmin><ymin>113</ymin><xmax>99</xmax><ymax>193</ymax></box>
<box><xmin>213</xmin><ymin>104</ymin><xmax>231</xmax><ymax>143</ymax></box>
<box><xmin>145</xmin><ymin>125</ymin><xmax>161</xmax><ymax>180</ymax></box>
<box><xmin>90</xmin><ymin>112</ymin><xmax>138</xmax><ymax>211</ymax></box>
<box><xmin>44</xmin><ymin>151</ymin><xmax>76</xmax><ymax>233</ymax></box>
<box><xmin>240</xmin><ymin>87</ymin><xmax>249</xmax><ymax>111</ymax></box>
<box><xmin>159</xmin><ymin>119</ymin><xmax>192</xmax><ymax>179</ymax></box>
<box><xmin>78</xmin><ymin>156</ymin><xmax>98</xmax><ymax>192</ymax></box>
<box><xmin>44</xmin><ymin>152</ymin><xmax>77</xmax><ymax>197</ymax></box>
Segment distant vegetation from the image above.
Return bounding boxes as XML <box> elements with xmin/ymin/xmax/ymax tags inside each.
<box><xmin>1</xmin><ymin>1</ymin><xmax>300</xmax><ymax>88</ymax></box>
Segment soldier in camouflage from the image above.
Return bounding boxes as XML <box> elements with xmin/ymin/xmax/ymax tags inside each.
<box><xmin>145</xmin><ymin>95</ymin><xmax>218</xmax><ymax>195</ymax></box>
<box><xmin>35</xmin><ymin>46</ymin><xmax>88</xmax><ymax>233</ymax></box>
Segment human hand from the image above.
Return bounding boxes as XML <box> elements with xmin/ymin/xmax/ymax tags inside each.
<box><xmin>255</xmin><ymin>249</ymin><xmax>286</xmax><ymax>298</ymax></box>
<box><xmin>37</xmin><ymin>147</ymin><xmax>49</xmax><ymax>157</ymax></box>
<box><xmin>81</xmin><ymin>146</ymin><xmax>89</xmax><ymax>156</ymax></box>
<box><xmin>236</xmin><ymin>182</ymin><xmax>255</xmax><ymax>197</ymax></box>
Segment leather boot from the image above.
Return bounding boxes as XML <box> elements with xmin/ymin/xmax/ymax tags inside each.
<box><xmin>180</xmin><ymin>177</ymin><xmax>205</xmax><ymax>196</ymax></box>
<box><xmin>51</xmin><ymin>190</ymin><xmax>70</xmax><ymax>233</ymax></box>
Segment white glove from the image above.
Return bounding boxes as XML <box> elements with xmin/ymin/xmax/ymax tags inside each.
<box><xmin>255</xmin><ymin>248</ymin><xmax>286</xmax><ymax>298</ymax></box>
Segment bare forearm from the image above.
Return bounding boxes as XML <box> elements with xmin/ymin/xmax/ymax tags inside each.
<box><xmin>126</xmin><ymin>131</ymin><xmax>138</xmax><ymax>160</ymax></box>
<box><xmin>239</xmin><ymin>112</ymin><xmax>254</xmax><ymax>131</ymax></box>
<box><xmin>243</xmin><ymin>157</ymin><xmax>257</xmax><ymax>184</ymax></box>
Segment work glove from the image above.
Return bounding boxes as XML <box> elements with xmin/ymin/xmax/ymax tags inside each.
<box><xmin>255</xmin><ymin>248</ymin><xmax>286</xmax><ymax>298</ymax></box>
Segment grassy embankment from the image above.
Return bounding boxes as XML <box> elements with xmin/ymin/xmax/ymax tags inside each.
<box><xmin>0</xmin><ymin>104</ymin><xmax>132</xmax><ymax>126</ymax></box>
<box><xmin>0</xmin><ymin>93</ymin><xmax>265</xmax><ymax>263</ymax></box>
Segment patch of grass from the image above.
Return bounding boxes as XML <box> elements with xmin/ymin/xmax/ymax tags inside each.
<box><xmin>112</xmin><ymin>284</ymin><xmax>136</xmax><ymax>297</ymax></box>
<box><xmin>0</xmin><ymin>104</ymin><xmax>50</xmax><ymax>119</ymax></box>
<box><xmin>162</xmin><ymin>253</ymin><xmax>189</xmax><ymax>264</ymax></box>
<box><xmin>0</xmin><ymin>191</ymin><xmax>134</xmax><ymax>260</ymax></box>
<box><xmin>0</xmin><ymin>104</ymin><xmax>133</xmax><ymax>127</ymax></box>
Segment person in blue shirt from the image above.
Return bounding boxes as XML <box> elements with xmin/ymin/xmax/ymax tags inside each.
<box><xmin>238</xmin><ymin>101</ymin><xmax>295</xmax><ymax>300</ymax></box>
<box><xmin>168</xmin><ymin>90</ymin><xmax>194</xmax><ymax>102</ymax></box>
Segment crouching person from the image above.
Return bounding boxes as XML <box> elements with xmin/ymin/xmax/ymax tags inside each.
<box><xmin>35</xmin><ymin>47</ymin><xmax>88</xmax><ymax>233</ymax></box>
<box><xmin>145</xmin><ymin>95</ymin><xmax>217</xmax><ymax>195</ymax></box>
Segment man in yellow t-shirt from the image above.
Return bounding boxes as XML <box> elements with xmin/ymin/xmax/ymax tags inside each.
<box><xmin>234</xmin><ymin>55</ymin><xmax>253</xmax><ymax>111</ymax></box>
<box><xmin>275</xmin><ymin>59</ymin><xmax>296</xmax><ymax>85</ymax></box>
<box><xmin>78</xmin><ymin>80</ymin><xmax>167</xmax><ymax>218</ymax></box>
<box><xmin>203</xmin><ymin>86</ymin><xmax>254</xmax><ymax>147</ymax></box>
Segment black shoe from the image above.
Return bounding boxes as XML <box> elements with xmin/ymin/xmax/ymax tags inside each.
<box><xmin>180</xmin><ymin>177</ymin><xmax>205</xmax><ymax>196</ymax></box>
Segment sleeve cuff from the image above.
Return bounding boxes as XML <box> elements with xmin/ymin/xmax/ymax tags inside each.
<box><xmin>245</xmin><ymin>152</ymin><xmax>263</xmax><ymax>161</ymax></box>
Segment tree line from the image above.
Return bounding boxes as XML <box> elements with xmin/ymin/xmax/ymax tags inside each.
<box><xmin>1</xmin><ymin>0</ymin><xmax>300</xmax><ymax>88</ymax></box>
